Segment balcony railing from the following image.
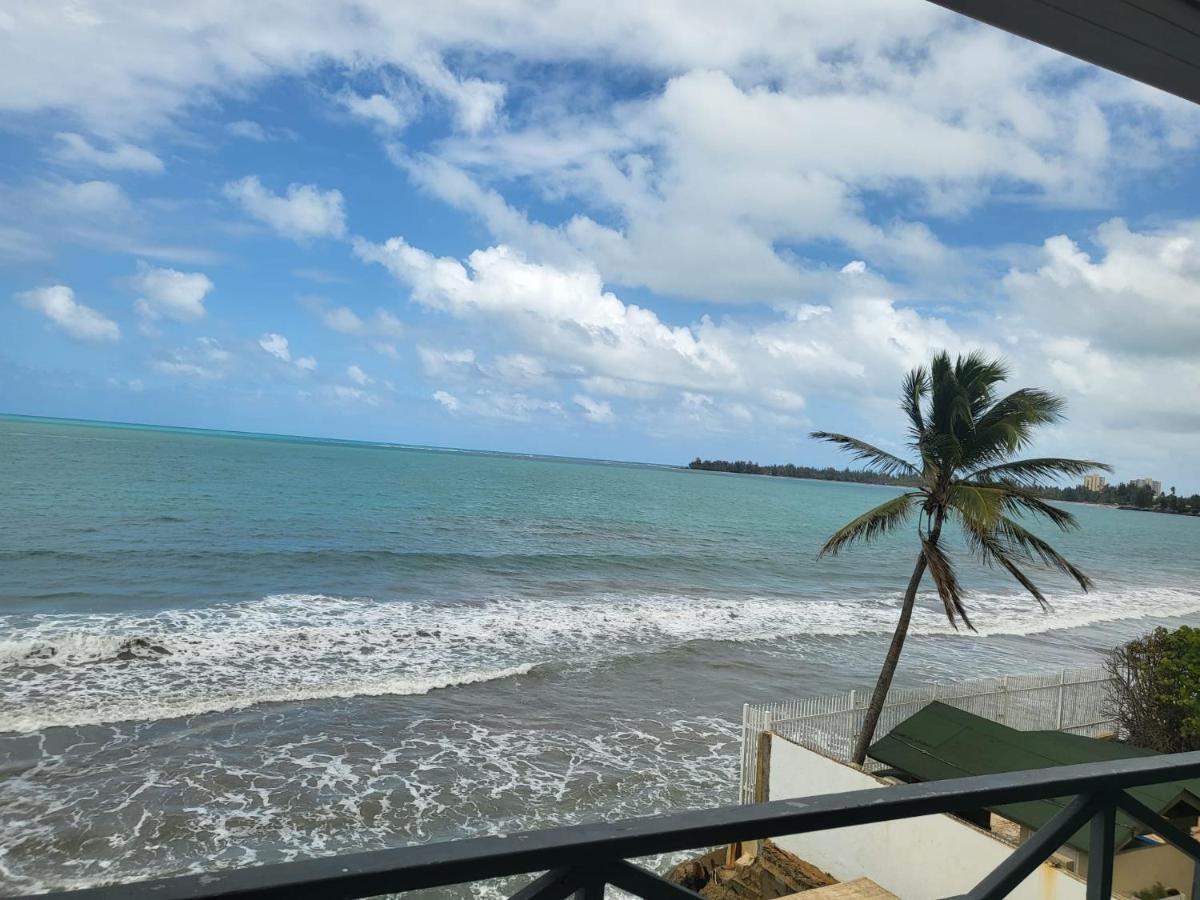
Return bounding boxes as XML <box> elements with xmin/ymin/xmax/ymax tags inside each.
<box><xmin>11</xmin><ymin>750</ymin><xmax>1200</xmax><ymax>900</ymax></box>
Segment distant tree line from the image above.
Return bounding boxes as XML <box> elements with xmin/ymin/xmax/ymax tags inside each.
<box><xmin>1038</xmin><ymin>481</ymin><xmax>1200</xmax><ymax>514</ymax></box>
<box><xmin>687</xmin><ymin>458</ymin><xmax>918</xmax><ymax>486</ymax></box>
<box><xmin>688</xmin><ymin>458</ymin><xmax>1199</xmax><ymax>515</ymax></box>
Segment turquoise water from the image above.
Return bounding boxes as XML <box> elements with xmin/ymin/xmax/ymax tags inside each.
<box><xmin>2</xmin><ymin>415</ymin><xmax>1198</xmax><ymax>893</ymax></box>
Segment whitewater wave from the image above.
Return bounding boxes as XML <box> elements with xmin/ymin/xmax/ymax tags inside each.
<box><xmin>2</xmin><ymin>586</ymin><xmax>1197</xmax><ymax>732</ymax></box>
<box><xmin>0</xmin><ymin>711</ymin><xmax>741</xmax><ymax>894</ymax></box>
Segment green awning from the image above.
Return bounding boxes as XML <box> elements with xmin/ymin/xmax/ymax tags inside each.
<box><xmin>867</xmin><ymin>701</ymin><xmax>1200</xmax><ymax>853</ymax></box>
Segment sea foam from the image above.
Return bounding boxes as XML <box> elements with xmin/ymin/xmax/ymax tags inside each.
<box><xmin>2</xmin><ymin>586</ymin><xmax>1197</xmax><ymax>732</ymax></box>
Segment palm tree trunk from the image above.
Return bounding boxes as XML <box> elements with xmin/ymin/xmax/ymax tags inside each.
<box><xmin>849</xmin><ymin>550</ymin><xmax>928</xmax><ymax>766</ymax></box>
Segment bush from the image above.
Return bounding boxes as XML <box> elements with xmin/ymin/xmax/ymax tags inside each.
<box><xmin>1105</xmin><ymin>626</ymin><xmax>1200</xmax><ymax>752</ymax></box>
<box><xmin>1133</xmin><ymin>882</ymin><xmax>1180</xmax><ymax>900</ymax></box>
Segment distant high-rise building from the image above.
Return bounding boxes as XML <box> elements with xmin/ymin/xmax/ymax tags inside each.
<box><xmin>1130</xmin><ymin>477</ymin><xmax>1163</xmax><ymax>496</ymax></box>
<box><xmin>1082</xmin><ymin>474</ymin><xmax>1108</xmax><ymax>492</ymax></box>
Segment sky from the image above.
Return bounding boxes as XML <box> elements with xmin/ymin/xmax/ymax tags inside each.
<box><xmin>2</xmin><ymin>2</ymin><xmax>1199</xmax><ymax>489</ymax></box>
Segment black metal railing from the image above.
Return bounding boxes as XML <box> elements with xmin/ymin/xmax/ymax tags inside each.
<box><xmin>11</xmin><ymin>750</ymin><xmax>1200</xmax><ymax>900</ymax></box>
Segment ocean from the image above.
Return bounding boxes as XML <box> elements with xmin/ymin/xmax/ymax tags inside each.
<box><xmin>2</xmin><ymin>415</ymin><xmax>1198</xmax><ymax>895</ymax></box>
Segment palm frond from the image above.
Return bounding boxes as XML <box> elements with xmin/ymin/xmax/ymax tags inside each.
<box><xmin>946</xmin><ymin>483</ymin><xmax>1004</xmax><ymax>531</ymax></box>
<box><xmin>958</xmin><ymin>481</ymin><xmax>1079</xmax><ymax>531</ymax></box>
<box><xmin>900</xmin><ymin>366</ymin><xmax>928</xmax><ymax>441</ymax></box>
<box><xmin>954</xmin><ymin>352</ymin><xmax>1009</xmax><ymax>419</ymax></box>
<box><xmin>994</xmin><ymin>553</ymin><xmax>1050</xmax><ymax>610</ymax></box>
<box><xmin>968</xmin><ymin>457</ymin><xmax>1112</xmax><ymax>485</ymax></box>
<box><xmin>996</xmin><ymin>516</ymin><xmax>1093</xmax><ymax>591</ymax></box>
<box><xmin>809</xmin><ymin>432</ymin><xmax>919</xmax><ymax>478</ymax></box>
<box><xmin>998</xmin><ymin>486</ymin><xmax>1078</xmax><ymax>530</ymax></box>
<box><xmin>965</xmin><ymin>388</ymin><xmax>1067</xmax><ymax>467</ymax></box>
<box><xmin>817</xmin><ymin>492</ymin><xmax>918</xmax><ymax>558</ymax></box>
<box><xmin>922</xmin><ymin>536</ymin><xmax>973</xmax><ymax>630</ymax></box>
<box><xmin>953</xmin><ymin>509</ymin><xmax>1050</xmax><ymax>610</ymax></box>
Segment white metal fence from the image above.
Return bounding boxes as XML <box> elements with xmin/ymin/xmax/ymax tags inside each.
<box><xmin>739</xmin><ymin>667</ymin><xmax>1116</xmax><ymax>803</ymax></box>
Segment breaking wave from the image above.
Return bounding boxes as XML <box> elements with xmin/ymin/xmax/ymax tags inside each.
<box><xmin>2</xmin><ymin>585</ymin><xmax>1198</xmax><ymax>733</ymax></box>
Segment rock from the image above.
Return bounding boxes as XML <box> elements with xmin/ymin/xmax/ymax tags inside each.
<box><xmin>114</xmin><ymin>638</ymin><xmax>171</xmax><ymax>661</ymax></box>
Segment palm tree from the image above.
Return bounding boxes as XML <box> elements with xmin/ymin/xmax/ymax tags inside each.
<box><xmin>812</xmin><ymin>351</ymin><xmax>1110</xmax><ymax>766</ymax></box>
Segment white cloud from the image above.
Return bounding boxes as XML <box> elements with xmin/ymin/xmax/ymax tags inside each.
<box><xmin>0</xmin><ymin>177</ymin><xmax>217</xmax><ymax>264</ymax></box>
<box><xmin>417</xmin><ymin>346</ymin><xmax>476</xmax><ymax>377</ymax></box>
<box><xmin>223</xmin><ymin>176</ymin><xmax>346</xmax><ymax>241</ymax></box>
<box><xmin>328</xmin><ymin>383</ymin><xmax>378</xmax><ymax>405</ymax></box>
<box><xmin>347</xmin><ymin>364</ymin><xmax>373</xmax><ymax>385</ymax></box>
<box><xmin>373</xmin><ymin>309</ymin><xmax>405</xmax><ymax>337</ymax></box>
<box><xmin>319</xmin><ymin>304</ymin><xmax>406</xmax><ymax>338</ymax></box>
<box><xmin>431</xmin><ymin>386</ymin><xmax>561</xmax><ymax>421</ymax></box>
<box><xmin>258</xmin><ymin>332</ymin><xmax>292</xmax><ymax>362</ymax></box>
<box><xmin>52</xmin><ymin>132</ymin><xmax>163</xmax><ymax>173</ymax></box>
<box><xmin>153</xmin><ymin>337</ymin><xmax>231</xmax><ymax>379</ymax></box>
<box><xmin>578</xmin><ymin>375</ymin><xmax>660</xmax><ymax>399</ymax></box>
<box><xmin>295</xmin><ymin>268</ymin><xmax>350</xmax><ymax>284</ymax></box>
<box><xmin>226</xmin><ymin>120</ymin><xmax>268</xmax><ymax>141</ymax></box>
<box><xmin>0</xmin><ymin>225</ymin><xmax>49</xmax><ymax>262</ymax></box>
<box><xmin>258</xmin><ymin>333</ymin><xmax>315</xmax><ymax>372</ymax></box>
<box><xmin>1005</xmin><ymin>218</ymin><xmax>1200</xmax><ymax>357</ymax></box>
<box><xmin>17</xmin><ymin>284</ymin><xmax>120</xmax><ymax>342</ymax></box>
<box><xmin>841</xmin><ymin>260</ymin><xmax>867</xmax><ymax>275</ymax></box>
<box><xmin>323</xmin><ymin>306</ymin><xmax>365</xmax><ymax>334</ymax></box>
<box><xmin>358</xmin><ymin>236</ymin><xmax>961</xmax><ymax>425</ymax></box>
<box><xmin>337</xmin><ymin>89</ymin><xmax>416</xmax><ymax>130</ymax></box>
<box><xmin>225</xmin><ymin>120</ymin><xmax>296</xmax><ymax>142</ymax></box>
<box><xmin>130</xmin><ymin>263</ymin><xmax>213</xmax><ymax>322</ymax></box>
<box><xmin>433</xmin><ymin>389</ymin><xmax>460</xmax><ymax>412</ymax></box>
<box><xmin>493</xmin><ymin>353</ymin><xmax>547</xmax><ymax>385</ymax></box>
<box><xmin>44</xmin><ymin>179</ymin><xmax>131</xmax><ymax>216</ymax></box>
<box><xmin>574</xmin><ymin>394</ymin><xmax>614</xmax><ymax>423</ymax></box>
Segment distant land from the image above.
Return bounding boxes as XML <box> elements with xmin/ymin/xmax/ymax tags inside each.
<box><xmin>687</xmin><ymin>458</ymin><xmax>916</xmax><ymax>486</ymax></box>
<box><xmin>687</xmin><ymin>458</ymin><xmax>1200</xmax><ymax>516</ymax></box>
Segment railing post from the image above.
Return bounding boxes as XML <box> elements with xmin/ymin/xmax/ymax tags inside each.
<box><xmin>1087</xmin><ymin>795</ymin><xmax>1116</xmax><ymax>899</ymax></box>
<box><xmin>1056</xmin><ymin>669</ymin><xmax>1066</xmax><ymax>730</ymax></box>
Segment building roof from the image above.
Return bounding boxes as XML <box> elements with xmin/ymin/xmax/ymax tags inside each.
<box><xmin>867</xmin><ymin>702</ymin><xmax>1200</xmax><ymax>853</ymax></box>
<box><xmin>927</xmin><ymin>0</ymin><xmax>1200</xmax><ymax>107</ymax></box>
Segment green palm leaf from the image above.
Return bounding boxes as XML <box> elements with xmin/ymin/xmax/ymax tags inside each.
<box><xmin>922</xmin><ymin>535</ymin><xmax>972</xmax><ymax>630</ymax></box>
<box><xmin>816</xmin><ymin>492</ymin><xmax>918</xmax><ymax>558</ymax></box>
<box><xmin>946</xmin><ymin>483</ymin><xmax>1004</xmax><ymax>531</ymax></box>
<box><xmin>953</xmin><ymin>507</ymin><xmax>1050</xmax><ymax>609</ymax></box>
<box><xmin>968</xmin><ymin>457</ymin><xmax>1112</xmax><ymax>485</ymax></box>
<box><xmin>996</xmin><ymin>516</ymin><xmax>1093</xmax><ymax>591</ymax></box>
<box><xmin>994</xmin><ymin>483</ymin><xmax>1079</xmax><ymax>531</ymax></box>
<box><xmin>809</xmin><ymin>432</ymin><xmax>919</xmax><ymax>478</ymax></box>
<box><xmin>900</xmin><ymin>366</ymin><xmax>928</xmax><ymax>440</ymax></box>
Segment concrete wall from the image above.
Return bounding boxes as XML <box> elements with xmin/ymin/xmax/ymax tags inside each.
<box><xmin>1113</xmin><ymin>842</ymin><xmax>1194</xmax><ymax>896</ymax></box>
<box><xmin>768</xmin><ymin>735</ymin><xmax>1093</xmax><ymax>900</ymax></box>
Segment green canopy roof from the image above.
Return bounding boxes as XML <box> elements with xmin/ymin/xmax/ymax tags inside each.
<box><xmin>867</xmin><ymin>701</ymin><xmax>1200</xmax><ymax>853</ymax></box>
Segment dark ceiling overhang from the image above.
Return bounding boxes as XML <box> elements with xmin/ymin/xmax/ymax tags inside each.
<box><xmin>927</xmin><ymin>0</ymin><xmax>1200</xmax><ymax>105</ymax></box>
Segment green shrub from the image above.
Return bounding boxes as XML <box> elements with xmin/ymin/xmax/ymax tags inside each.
<box><xmin>1133</xmin><ymin>882</ymin><xmax>1179</xmax><ymax>900</ymax></box>
<box><xmin>1105</xmin><ymin>626</ymin><xmax>1200</xmax><ymax>753</ymax></box>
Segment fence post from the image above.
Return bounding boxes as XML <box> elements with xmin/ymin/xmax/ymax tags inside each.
<box><xmin>1056</xmin><ymin>669</ymin><xmax>1067</xmax><ymax>730</ymax></box>
<box><xmin>999</xmin><ymin>675</ymin><xmax>1009</xmax><ymax>724</ymax></box>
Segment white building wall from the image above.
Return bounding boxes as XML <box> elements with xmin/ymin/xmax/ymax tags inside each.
<box><xmin>768</xmin><ymin>736</ymin><xmax>1095</xmax><ymax>900</ymax></box>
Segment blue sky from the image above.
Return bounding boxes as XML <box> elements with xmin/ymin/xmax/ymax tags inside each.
<box><xmin>2</xmin><ymin>2</ymin><xmax>1199</xmax><ymax>488</ymax></box>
